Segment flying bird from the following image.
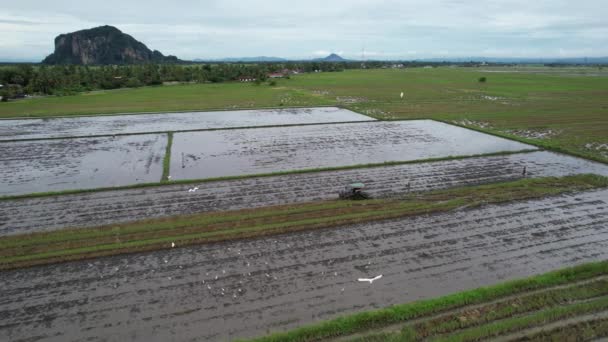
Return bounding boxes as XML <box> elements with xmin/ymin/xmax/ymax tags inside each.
<box><xmin>358</xmin><ymin>274</ymin><xmax>383</xmax><ymax>284</ymax></box>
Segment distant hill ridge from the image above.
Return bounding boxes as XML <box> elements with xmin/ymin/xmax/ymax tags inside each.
<box><xmin>314</xmin><ymin>53</ymin><xmax>348</xmax><ymax>62</ymax></box>
<box><xmin>192</xmin><ymin>54</ymin><xmax>350</xmax><ymax>62</ymax></box>
<box><xmin>43</xmin><ymin>25</ymin><xmax>180</xmax><ymax>65</ymax></box>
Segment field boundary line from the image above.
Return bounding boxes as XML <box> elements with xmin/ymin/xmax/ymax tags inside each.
<box><xmin>0</xmin><ymin>149</ymin><xmax>539</xmax><ymax>201</ymax></box>
<box><xmin>161</xmin><ymin>132</ymin><xmax>173</xmax><ymax>182</ymax></box>
<box><xmin>0</xmin><ymin>119</ymin><xmax>377</xmax><ymax>143</ymax></box>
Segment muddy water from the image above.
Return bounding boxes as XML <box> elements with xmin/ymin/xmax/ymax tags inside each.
<box><xmin>2</xmin><ymin>151</ymin><xmax>607</xmax><ymax>236</ymax></box>
<box><xmin>1</xmin><ymin>189</ymin><xmax>607</xmax><ymax>341</ymax></box>
<box><xmin>0</xmin><ymin>134</ymin><xmax>167</xmax><ymax>196</ymax></box>
<box><xmin>170</xmin><ymin>120</ymin><xmax>535</xmax><ymax>180</ymax></box>
<box><xmin>0</xmin><ymin>107</ymin><xmax>373</xmax><ymax>141</ymax></box>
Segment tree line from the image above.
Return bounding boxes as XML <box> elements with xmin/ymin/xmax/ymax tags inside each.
<box><xmin>0</xmin><ymin>60</ymin><xmax>493</xmax><ymax>101</ymax></box>
<box><xmin>0</xmin><ymin>62</ymin><xmax>351</xmax><ymax>100</ymax></box>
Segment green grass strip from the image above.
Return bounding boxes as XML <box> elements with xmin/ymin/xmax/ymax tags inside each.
<box><xmin>0</xmin><ymin>149</ymin><xmax>539</xmax><ymax>201</ymax></box>
<box><xmin>247</xmin><ymin>261</ymin><xmax>608</xmax><ymax>342</ymax></box>
<box><xmin>432</xmin><ymin>295</ymin><xmax>608</xmax><ymax>342</ymax></box>
<box><xmin>161</xmin><ymin>132</ymin><xmax>173</xmax><ymax>182</ymax></box>
<box><xmin>412</xmin><ymin>279</ymin><xmax>608</xmax><ymax>338</ymax></box>
<box><xmin>514</xmin><ymin>316</ymin><xmax>608</xmax><ymax>341</ymax></box>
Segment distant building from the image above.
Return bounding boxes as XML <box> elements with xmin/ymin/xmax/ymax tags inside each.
<box><xmin>268</xmin><ymin>72</ymin><xmax>285</xmax><ymax>78</ymax></box>
<box><xmin>237</xmin><ymin>76</ymin><xmax>256</xmax><ymax>82</ymax></box>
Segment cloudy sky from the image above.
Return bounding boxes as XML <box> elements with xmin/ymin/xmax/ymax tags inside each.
<box><xmin>1</xmin><ymin>0</ymin><xmax>607</xmax><ymax>61</ymax></box>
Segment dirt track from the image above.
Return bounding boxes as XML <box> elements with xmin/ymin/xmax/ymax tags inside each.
<box><xmin>2</xmin><ymin>151</ymin><xmax>608</xmax><ymax>236</ymax></box>
<box><xmin>1</xmin><ymin>189</ymin><xmax>607</xmax><ymax>342</ymax></box>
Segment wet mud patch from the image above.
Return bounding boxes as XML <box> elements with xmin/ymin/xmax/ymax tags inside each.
<box><xmin>170</xmin><ymin>120</ymin><xmax>535</xmax><ymax>180</ymax></box>
<box><xmin>0</xmin><ymin>134</ymin><xmax>167</xmax><ymax>196</ymax></box>
<box><xmin>504</xmin><ymin>128</ymin><xmax>562</xmax><ymax>140</ymax></box>
<box><xmin>453</xmin><ymin>119</ymin><xmax>492</xmax><ymax>129</ymax></box>
<box><xmin>336</xmin><ymin>96</ymin><xmax>368</xmax><ymax>104</ymax></box>
<box><xmin>585</xmin><ymin>142</ymin><xmax>608</xmax><ymax>159</ymax></box>
<box><xmin>0</xmin><ymin>107</ymin><xmax>373</xmax><ymax>141</ymax></box>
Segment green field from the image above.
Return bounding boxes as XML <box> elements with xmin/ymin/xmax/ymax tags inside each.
<box><xmin>1</xmin><ymin>66</ymin><xmax>607</xmax><ymax>163</ymax></box>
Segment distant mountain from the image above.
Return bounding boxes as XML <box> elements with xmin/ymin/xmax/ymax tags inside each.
<box><xmin>42</xmin><ymin>25</ymin><xmax>180</xmax><ymax>65</ymax></box>
<box><xmin>194</xmin><ymin>56</ymin><xmax>288</xmax><ymax>62</ymax></box>
<box><xmin>314</xmin><ymin>53</ymin><xmax>348</xmax><ymax>62</ymax></box>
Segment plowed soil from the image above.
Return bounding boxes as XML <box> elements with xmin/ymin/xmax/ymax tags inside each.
<box><xmin>1</xmin><ymin>189</ymin><xmax>607</xmax><ymax>341</ymax></box>
<box><xmin>2</xmin><ymin>151</ymin><xmax>607</xmax><ymax>236</ymax></box>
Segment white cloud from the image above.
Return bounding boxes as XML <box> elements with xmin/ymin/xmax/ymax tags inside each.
<box><xmin>1</xmin><ymin>0</ymin><xmax>607</xmax><ymax>61</ymax></box>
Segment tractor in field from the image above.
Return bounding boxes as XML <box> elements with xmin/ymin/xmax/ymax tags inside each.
<box><xmin>339</xmin><ymin>183</ymin><xmax>371</xmax><ymax>200</ymax></box>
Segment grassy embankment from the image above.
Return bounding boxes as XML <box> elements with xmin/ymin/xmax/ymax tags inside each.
<box><xmin>249</xmin><ymin>260</ymin><xmax>608</xmax><ymax>342</ymax></box>
<box><xmin>161</xmin><ymin>132</ymin><xmax>173</xmax><ymax>182</ymax></box>
<box><xmin>0</xmin><ymin>67</ymin><xmax>606</xmax><ymax>163</ymax></box>
<box><xmin>0</xmin><ymin>174</ymin><xmax>606</xmax><ymax>270</ymax></box>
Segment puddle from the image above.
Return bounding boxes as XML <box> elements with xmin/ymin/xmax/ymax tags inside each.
<box><xmin>0</xmin><ymin>107</ymin><xmax>373</xmax><ymax>141</ymax></box>
<box><xmin>170</xmin><ymin>120</ymin><xmax>536</xmax><ymax>180</ymax></box>
<box><xmin>0</xmin><ymin>134</ymin><xmax>167</xmax><ymax>196</ymax></box>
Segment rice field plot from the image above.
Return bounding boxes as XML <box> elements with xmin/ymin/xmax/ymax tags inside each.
<box><xmin>0</xmin><ymin>134</ymin><xmax>167</xmax><ymax>196</ymax></box>
<box><xmin>1</xmin><ymin>188</ymin><xmax>607</xmax><ymax>342</ymax></box>
<box><xmin>0</xmin><ymin>107</ymin><xmax>372</xmax><ymax>141</ymax></box>
<box><xmin>169</xmin><ymin>120</ymin><xmax>535</xmax><ymax>180</ymax></box>
<box><xmin>3</xmin><ymin>150</ymin><xmax>607</xmax><ymax>236</ymax></box>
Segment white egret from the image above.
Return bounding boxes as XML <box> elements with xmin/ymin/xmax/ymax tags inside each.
<box><xmin>358</xmin><ymin>274</ymin><xmax>383</xmax><ymax>284</ymax></box>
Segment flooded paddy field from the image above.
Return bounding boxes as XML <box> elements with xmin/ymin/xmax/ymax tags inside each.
<box><xmin>0</xmin><ymin>134</ymin><xmax>167</xmax><ymax>196</ymax></box>
<box><xmin>3</xmin><ymin>150</ymin><xmax>607</xmax><ymax>236</ymax></box>
<box><xmin>1</xmin><ymin>189</ymin><xmax>607</xmax><ymax>341</ymax></box>
<box><xmin>0</xmin><ymin>107</ymin><xmax>373</xmax><ymax>141</ymax></box>
<box><xmin>170</xmin><ymin>120</ymin><xmax>535</xmax><ymax>180</ymax></box>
